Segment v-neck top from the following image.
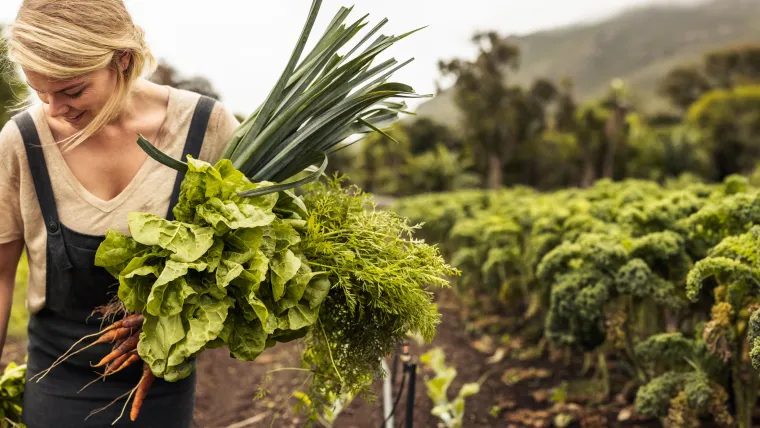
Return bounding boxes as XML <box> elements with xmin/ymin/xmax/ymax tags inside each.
<box><xmin>0</xmin><ymin>86</ymin><xmax>240</xmax><ymax>314</ymax></box>
<box><xmin>44</xmin><ymin>90</ymin><xmax>176</xmax><ymax>213</ymax></box>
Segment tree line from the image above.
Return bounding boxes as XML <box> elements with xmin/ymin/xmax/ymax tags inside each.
<box><xmin>5</xmin><ymin>25</ymin><xmax>760</xmax><ymax>197</ymax></box>
<box><xmin>333</xmin><ymin>34</ymin><xmax>760</xmax><ymax>196</ymax></box>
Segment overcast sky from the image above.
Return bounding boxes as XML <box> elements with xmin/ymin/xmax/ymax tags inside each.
<box><xmin>1</xmin><ymin>0</ymin><xmax>700</xmax><ymax>116</ymax></box>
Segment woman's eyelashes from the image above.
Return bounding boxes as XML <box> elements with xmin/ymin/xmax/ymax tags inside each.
<box><xmin>66</xmin><ymin>87</ymin><xmax>86</xmax><ymax>99</ymax></box>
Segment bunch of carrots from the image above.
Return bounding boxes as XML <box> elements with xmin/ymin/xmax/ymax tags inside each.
<box><xmin>32</xmin><ymin>313</ymin><xmax>151</xmax><ymax>421</ymax></box>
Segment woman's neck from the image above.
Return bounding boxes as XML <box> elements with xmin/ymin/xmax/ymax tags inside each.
<box><xmin>46</xmin><ymin>79</ymin><xmax>170</xmax><ymax>148</ymax></box>
<box><xmin>110</xmin><ymin>80</ymin><xmax>168</xmax><ymax>130</ymax></box>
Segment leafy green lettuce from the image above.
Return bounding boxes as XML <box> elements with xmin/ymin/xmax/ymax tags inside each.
<box><xmin>96</xmin><ymin>158</ymin><xmax>330</xmax><ymax>381</ymax></box>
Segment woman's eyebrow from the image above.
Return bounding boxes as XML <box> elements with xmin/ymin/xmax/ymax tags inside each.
<box><xmin>28</xmin><ymin>81</ymin><xmax>84</xmax><ymax>94</ymax></box>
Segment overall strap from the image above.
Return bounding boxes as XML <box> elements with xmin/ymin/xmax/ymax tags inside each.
<box><xmin>13</xmin><ymin>112</ymin><xmax>73</xmax><ymax>270</ymax></box>
<box><xmin>166</xmin><ymin>95</ymin><xmax>216</xmax><ymax>221</ymax></box>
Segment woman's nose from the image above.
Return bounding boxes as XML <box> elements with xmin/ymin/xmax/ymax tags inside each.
<box><xmin>47</xmin><ymin>95</ymin><xmax>69</xmax><ymax>118</ymax></box>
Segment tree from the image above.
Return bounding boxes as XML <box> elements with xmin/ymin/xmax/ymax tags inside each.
<box><xmin>658</xmin><ymin>66</ymin><xmax>712</xmax><ymax>112</ymax></box>
<box><xmin>148</xmin><ymin>59</ymin><xmax>221</xmax><ymax>100</ymax></box>
<box><xmin>703</xmin><ymin>44</ymin><xmax>760</xmax><ymax>89</ymax></box>
<box><xmin>686</xmin><ymin>85</ymin><xmax>760</xmax><ymax>179</ymax></box>
<box><xmin>574</xmin><ymin>103</ymin><xmax>609</xmax><ymax>187</ymax></box>
<box><xmin>508</xmin><ymin>78</ymin><xmax>558</xmax><ymax>184</ymax></box>
<box><xmin>401</xmin><ymin>117</ymin><xmax>461</xmax><ymax>155</ymax></box>
<box><xmin>438</xmin><ymin>31</ymin><xmax>520</xmax><ymax>189</ymax></box>
<box><xmin>0</xmin><ymin>26</ymin><xmax>28</xmax><ymax>128</ymax></box>
<box><xmin>402</xmin><ymin>144</ymin><xmax>481</xmax><ymax>194</ymax></box>
<box><xmin>660</xmin><ymin>44</ymin><xmax>760</xmax><ymax>112</ymax></box>
<box><xmin>554</xmin><ymin>78</ymin><xmax>577</xmax><ymax>133</ymax></box>
<box><xmin>600</xmin><ymin>79</ymin><xmax>632</xmax><ymax>180</ymax></box>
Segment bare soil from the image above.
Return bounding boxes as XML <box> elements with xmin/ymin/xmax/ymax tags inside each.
<box><xmin>2</xmin><ymin>290</ymin><xmax>667</xmax><ymax>428</ymax></box>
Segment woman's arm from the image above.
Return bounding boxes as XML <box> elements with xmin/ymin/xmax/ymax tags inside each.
<box><xmin>0</xmin><ymin>240</ymin><xmax>23</xmax><ymax>358</ymax></box>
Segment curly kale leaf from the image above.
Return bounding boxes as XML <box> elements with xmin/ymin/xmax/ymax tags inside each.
<box><xmin>615</xmin><ymin>259</ymin><xmax>685</xmax><ymax>308</ymax></box>
<box><xmin>635</xmin><ymin>333</ymin><xmax>695</xmax><ymax>370</ymax></box>
<box><xmin>536</xmin><ymin>234</ymin><xmax>626</xmax><ymax>284</ymax></box>
<box><xmin>627</xmin><ymin>231</ymin><xmax>692</xmax><ymax>279</ymax></box>
<box><xmin>684</xmin><ymin>191</ymin><xmax>760</xmax><ymax>252</ymax></box>
<box><xmin>618</xmin><ymin>190</ymin><xmax>706</xmax><ymax>236</ymax></box>
<box><xmin>685</xmin><ymin>226</ymin><xmax>760</xmax><ymax>302</ymax></box>
<box><xmin>686</xmin><ymin>256</ymin><xmax>760</xmax><ymax>302</ymax></box>
<box><xmin>545</xmin><ymin>271</ymin><xmax>611</xmax><ymax>350</ymax></box>
<box><xmin>748</xmin><ymin>310</ymin><xmax>760</xmax><ymax>370</ymax></box>
<box><xmin>635</xmin><ymin>372</ymin><xmax>718</xmax><ymax>418</ymax></box>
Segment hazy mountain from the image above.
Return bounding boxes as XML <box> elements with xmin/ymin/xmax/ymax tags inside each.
<box><xmin>415</xmin><ymin>0</ymin><xmax>760</xmax><ymax>124</ymax></box>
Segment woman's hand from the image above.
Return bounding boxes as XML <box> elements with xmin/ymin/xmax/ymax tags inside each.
<box><xmin>0</xmin><ymin>240</ymin><xmax>24</xmax><ymax>359</ymax></box>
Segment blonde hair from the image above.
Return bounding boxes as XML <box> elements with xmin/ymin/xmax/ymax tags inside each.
<box><xmin>3</xmin><ymin>0</ymin><xmax>156</xmax><ymax>152</ymax></box>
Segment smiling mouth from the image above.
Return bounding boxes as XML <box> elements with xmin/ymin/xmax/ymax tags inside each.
<box><xmin>63</xmin><ymin>111</ymin><xmax>85</xmax><ymax>123</ymax></box>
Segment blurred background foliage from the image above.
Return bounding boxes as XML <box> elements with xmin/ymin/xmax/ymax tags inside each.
<box><xmin>4</xmin><ymin>1</ymin><xmax>760</xmax><ymax>196</ymax></box>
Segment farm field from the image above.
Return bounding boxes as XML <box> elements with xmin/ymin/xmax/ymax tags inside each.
<box><xmin>5</xmin><ymin>1</ymin><xmax>760</xmax><ymax>426</ymax></box>
<box><xmin>0</xmin><ymin>287</ymin><xmax>662</xmax><ymax>428</ymax></box>
<box><xmin>8</xmin><ymin>175</ymin><xmax>760</xmax><ymax>427</ymax></box>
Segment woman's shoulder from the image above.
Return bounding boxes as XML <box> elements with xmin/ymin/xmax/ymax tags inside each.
<box><xmin>1</xmin><ymin>102</ymin><xmax>52</xmax><ymax>156</ymax></box>
<box><xmin>0</xmin><ymin>112</ymin><xmax>30</xmax><ymax>184</ymax></box>
<box><xmin>0</xmin><ymin>105</ymin><xmax>40</xmax><ymax>161</ymax></box>
<box><xmin>161</xmin><ymin>86</ymin><xmax>240</xmax><ymax>162</ymax></box>
<box><xmin>0</xmin><ymin>116</ymin><xmax>21</xmax><ymax>148</ymax></box>
<box><xmin>161</xmin><ymin>86</ymin><xmax>236</xmax><ymax>128</ymax></box>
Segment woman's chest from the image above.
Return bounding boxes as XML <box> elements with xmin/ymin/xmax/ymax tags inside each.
<box><xmin>60</xmin><ymin>137</ymin><xmax>150</xmax><ymax>202</ymax></box>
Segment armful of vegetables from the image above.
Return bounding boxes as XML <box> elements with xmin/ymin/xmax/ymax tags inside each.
<box><xmin>29</xmin><ymin>0</ymin><xmax>457</xmax><ymax>424</ymax></box>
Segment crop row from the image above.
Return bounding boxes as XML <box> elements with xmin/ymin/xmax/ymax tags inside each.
<box><xmin>392</xmin><ymin>176</ymin><xmax>760</xmax><ymax>427</ymax></box>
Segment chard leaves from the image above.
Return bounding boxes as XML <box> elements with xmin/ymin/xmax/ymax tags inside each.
<box><xmin>270</xmin><ymin>250</ymin><xmax>302</xmax><ymax>301</ymax></box>
<box><xmin>95</xmin><ymin>158</ymin><xmax>324</xmax><ymax>383</ymax></box>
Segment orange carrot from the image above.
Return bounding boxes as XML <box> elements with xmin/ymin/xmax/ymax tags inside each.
<box><xmin>114</xmin><ymin>353</ymin><xmax>141</xmax><ymax>374</ymax></box>
<box><xmin>130</xmin><ymin>364</ymin><xmax>155</xmax><ymax>421</ymax></box>
<box><xmin>120</xmin><ymin>314</ymin><xmax>144</xmax><ymax>330</ymax></box>
<box><xmin>108</xmin><ymin>326</ymin><xmax>140</xmax><ymax>357</ymax></box>
<box><xmin>106</xmin><ymin>351</ymin><xmax>140</xmax><ymax>375</ymax></box>
<box><xmin>93</xmin><ymin>332</ymin><xmax>140</xmax><ymax>368</ymax></box>
<box><xmin>45</xmin><ymin>313</ymin><xmax>142</xmax><ymax>370</ymax></box>
<box><xmin>100</xmin><ymin>313</ymin><xmax>143</xmax><ymax>334</ymax></box>
<box><xmin>104</xmin><ymin>352</ymin><xmax>132</xmax><ymax>375</ymax></box>
<box><xmin>112</xmin><ymin>334</ymin><xmax>129</xmax><ymax>351</ymax></box>
<box><xmin>100</xmin><ymin>327</ymin><xmax>135</xmax><ymax>344</ymax></box>
<box><xmin>79</xmin><ymin>351</ymin><xmax>142</xmax><ymax>394</ymax></box>
<box><xmin>32</xmin><ymin>326</ymin><xmax>138</xmax><ymax>382</ymax></box>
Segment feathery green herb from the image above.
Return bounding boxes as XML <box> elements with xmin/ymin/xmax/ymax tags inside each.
<box><xmin>298</xmin><ymin>176</ymin><xmax>456</xmax><ymax>405</ymax></box>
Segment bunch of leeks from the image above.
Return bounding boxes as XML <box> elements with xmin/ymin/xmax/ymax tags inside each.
<box><xmin>139</xmin><ymin>0</ymin><xmax>425</xmax><ymax>193</ymax></box>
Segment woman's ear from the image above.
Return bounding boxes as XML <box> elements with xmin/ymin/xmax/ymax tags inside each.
<box><xmin>119</xmin><ymin>51</ymin><xmax>132</xmax><ymax>72</ymax></box>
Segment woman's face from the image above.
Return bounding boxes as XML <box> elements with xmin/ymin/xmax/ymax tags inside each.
<box><xmin>23</xmin><ymin>66</ymin><xmax>119</xmax><ymax>130</ymax></box>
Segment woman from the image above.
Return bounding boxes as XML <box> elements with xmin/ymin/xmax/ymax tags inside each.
<box><xmin>0</xmin><ymin>1</ymin><xmax>239</xmax><ymax>426</ymax></box>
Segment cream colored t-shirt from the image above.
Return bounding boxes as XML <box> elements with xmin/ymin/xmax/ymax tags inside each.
<box><xmin>0</xmin><ymin>86</ymin><xmax>240</xmax><ymax>314</ymax></box>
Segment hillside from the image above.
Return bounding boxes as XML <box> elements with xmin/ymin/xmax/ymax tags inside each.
<box><xmin>415</xmin><ymin>0</ymin><xmax>760</xmax><ymax>125</ymax></box>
